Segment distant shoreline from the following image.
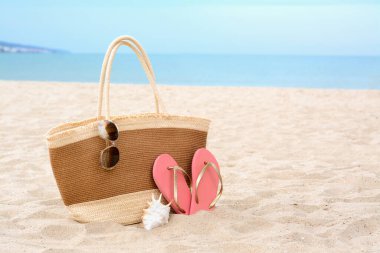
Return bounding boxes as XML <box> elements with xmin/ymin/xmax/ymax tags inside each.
<box><xmin>0</xmin><ymin>41</ymin><xmax>67</xmax><ymax>53</ymax></box>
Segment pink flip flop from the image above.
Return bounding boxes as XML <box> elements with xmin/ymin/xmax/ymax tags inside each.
<box><xmin>153</xmin><ymin>154</ymin><xmax>192</xmax><ymax>215</ymax></box>
<box><xmin>190</xmin><ymin>148</ymin><xmax>223</xmax><ymax>215</ymax></box>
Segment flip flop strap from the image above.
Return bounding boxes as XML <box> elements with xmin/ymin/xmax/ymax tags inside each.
<box><xmin>167</xmin><ymin>165</ymin><xmax>192</xmax><ymax>213</ymax></box>
<box><xmin>195</xmin><ymin>162</ymin><xmax>223</xmax><ymax>209</ymax></box>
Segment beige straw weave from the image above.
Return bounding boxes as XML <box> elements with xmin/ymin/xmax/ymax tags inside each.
<box><xmin>46</xmin><ymin>36</ymin><xmax>210</xmax><ymax>225</ymax></box>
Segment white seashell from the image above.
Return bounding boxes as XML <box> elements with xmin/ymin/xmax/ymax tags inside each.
<box><xmin>142</xmin><ymin>194</ymin><xmax>171</xmax><ymax>230</ymax></box>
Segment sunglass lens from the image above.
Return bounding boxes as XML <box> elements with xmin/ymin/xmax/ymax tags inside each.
<box><xmin>100</xmin><ymin>146</ymin><xmax>120</xmax><ymax>169</ymax></box>
<box><xmin>98</xmin><ymin>120</ymin><xmax>118</xmax><ymax>141</ymax></box>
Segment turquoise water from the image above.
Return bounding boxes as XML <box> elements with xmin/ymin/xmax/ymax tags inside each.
<box><xmin>0</xmin><ymin>54</ymin><xmax>379</xmax><ymax>89</ymax></box>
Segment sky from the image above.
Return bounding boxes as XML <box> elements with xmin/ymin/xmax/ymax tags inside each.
<box><xmin>1</xmin><ymin>0</ymin><xmax>380</xmax><ymax>55</ymax></box>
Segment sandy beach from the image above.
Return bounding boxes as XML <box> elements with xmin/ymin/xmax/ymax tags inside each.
<box><xmin>1</xmin><ymin>80</ymin><xmax>380</xmax><ymax>252</ymax></box>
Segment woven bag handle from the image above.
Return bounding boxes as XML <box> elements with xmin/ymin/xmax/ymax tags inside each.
<box><xmin>97</xmin><ymin>36</ymin><xmax>166</xmax><ymax>120</ymax></box>
<box><xmin>103</xmin><ymin>40</ymin><xmax>166</xmax><ymax>118</ymax></box>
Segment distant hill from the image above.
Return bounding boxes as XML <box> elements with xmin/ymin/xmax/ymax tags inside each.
<box><xmin>0</xmin><ymin>41</ymin><xmax>67</xmax><ymax>53</ymax></box>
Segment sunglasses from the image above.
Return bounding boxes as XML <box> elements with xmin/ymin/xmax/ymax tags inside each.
<box><xmin>98</xmin><ymin>120</ymin><xmax>120</xmax><ymax>170</ymax></box>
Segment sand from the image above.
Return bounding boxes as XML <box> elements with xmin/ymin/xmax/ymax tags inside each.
<box><xmin>1</xmin><ymin>80</ymin><xmax>380</xmax><ymax>253</ymax></box>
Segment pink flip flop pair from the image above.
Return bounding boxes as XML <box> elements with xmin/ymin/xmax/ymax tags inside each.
<box><xmin>153</xmin><ymin>148</ymin><xmax>223</xmax><ymax>215</ymax></box>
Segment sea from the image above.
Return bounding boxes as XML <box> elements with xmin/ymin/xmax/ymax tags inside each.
<box><xmin>0</xmin><ymin>54</ymin><xmax>379</xmax><ymax>89</ymax></box>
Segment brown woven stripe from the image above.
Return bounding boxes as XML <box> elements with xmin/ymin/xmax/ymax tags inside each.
<box><xmin>49</xmin><ymin>128</ymin><xmax>207</xmax><ymax>205</ymax></box>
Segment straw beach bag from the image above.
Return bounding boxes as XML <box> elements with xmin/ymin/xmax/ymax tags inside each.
<box><xmin>46</xmin><ymin>36</ymin><xmax>210</xmax><ymax>225</ymax></box>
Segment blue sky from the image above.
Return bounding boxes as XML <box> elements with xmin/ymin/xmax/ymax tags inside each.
<box><xmin>1</xmin><ymin>0</ymin><xmax>380</xmax><ymax>55</ymax></box>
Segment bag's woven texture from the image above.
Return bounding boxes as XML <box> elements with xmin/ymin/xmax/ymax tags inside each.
<box><xmin>49</xmin><ymin>126</ymin><xmax>208</xmax><ymax>205</ymax></box>
<box><xmin>68</xmin><ymin>189</ymin><xmax>162</xmax><ymax>225</ymax></box>
<box><xmin>46</xmin><ymin>36</ymin><xmax>210</xmax><ymax>224</ymax></box>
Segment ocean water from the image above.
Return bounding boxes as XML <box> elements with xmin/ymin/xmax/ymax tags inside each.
<box><xmin>0</xmin><ymin>53</ymin><xmax>379</xmax><ymax>89</ymax></box>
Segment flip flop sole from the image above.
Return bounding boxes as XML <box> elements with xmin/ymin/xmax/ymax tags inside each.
<box><xmin>190</xmin><ymin>148</ymin><xmax>221</xmax><ymax>215</ymax></box>
<box><xmin>153</xmin><ymin>154</ymin><xmax>192</xmax><ymax>215</ymax></box>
